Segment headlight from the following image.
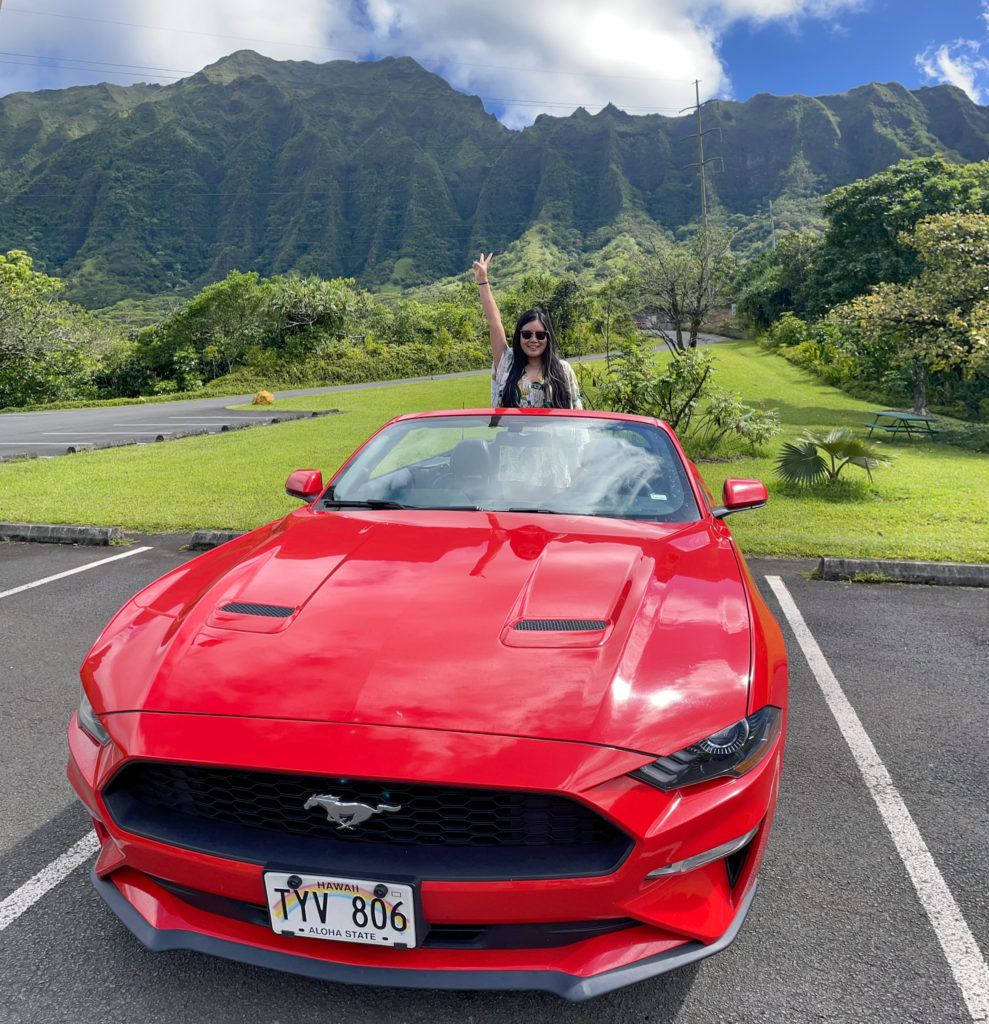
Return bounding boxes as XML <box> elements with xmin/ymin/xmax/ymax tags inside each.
<box><xmin>632</xmin><ymin>706</ymin><xmax>782</xmax><ymax>791</ymax></box>
<box><xmin>78</xmin><ymin>689</ymin><xmax>111</xmax><ymax>746</ymax></box>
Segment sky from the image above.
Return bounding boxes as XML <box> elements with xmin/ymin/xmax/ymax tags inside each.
<box><xmin>1</xmin><ymin>1</ymin><xmax>988</xmax><ymax>128</ymax></box>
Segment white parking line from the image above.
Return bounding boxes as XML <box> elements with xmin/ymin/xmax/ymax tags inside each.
<box><xmin>0</xmin><ymin>547</ymin><xmax>153</xmax><ymax>600</ymax></box>
<box><xmin>767</xmin><ymin>576</ymin><xmax>989</xmax><ymax>1024</ymax></box>
<box><xmin>0</xmin><ymin>832</ymin><xmax>99</xmax><ymax>932</ymax></box>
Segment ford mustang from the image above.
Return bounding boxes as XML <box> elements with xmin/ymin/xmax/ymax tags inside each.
<box><xmin>68</xmin><ymin>408</ymin><xmax>787</xmax><ymax>1000</ymax></box>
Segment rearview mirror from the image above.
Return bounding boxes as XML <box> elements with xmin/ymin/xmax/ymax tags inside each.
<box><xmin>285</xmin><ymin>469</ymin><xmax>324</xmax><ymax>504</ymax></box>
<box><xmin>711</xmin><ymin>479</ymin><xmax>768</xmax><ymax>519</ymax></box>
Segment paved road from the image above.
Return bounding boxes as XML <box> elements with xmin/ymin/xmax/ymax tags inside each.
<box><xmin>0</xmin><ymin>334</ymin><xmax>727</xmax><ymax>462</ymax></box>
<box><xmin>0</xmin><ymin>397</ymin><xmax>320</xmax><ymax>461</ymax></box>
<box><xmin>0</xmin><ymin>537</ymin><xmax>986</xmax><ymax>1023</ymax></box>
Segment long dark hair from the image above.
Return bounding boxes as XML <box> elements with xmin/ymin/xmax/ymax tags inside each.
<box><xmin>500</xmin><ymin>309</ymin><xmax>574</xmax><ymax>409</ymax></box>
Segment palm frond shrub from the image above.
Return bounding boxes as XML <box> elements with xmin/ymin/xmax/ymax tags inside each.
<box><xmin>775</xmin><ymin>429</ymin><xmax>892</xmax><ymax>486</ymax></box>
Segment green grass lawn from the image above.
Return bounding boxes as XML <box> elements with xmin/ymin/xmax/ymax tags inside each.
<box><xmin>1</xmin><ymin>341</ymin><xmax>986</xmax><ymax>562</ymax></box>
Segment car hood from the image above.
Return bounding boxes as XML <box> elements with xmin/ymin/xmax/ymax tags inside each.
<box><xmin>86</xmin><ymin>510</ymin><xmax>753</xmax><ymax>756</ymax></box>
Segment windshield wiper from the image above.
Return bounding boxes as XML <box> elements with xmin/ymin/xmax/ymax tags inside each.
<box><xmin>322</xmin><ymin>499</ymin><xmax>483</xmax><ymax>511</ymax></box>
<box><xmin>506</xmin><ymin>506</ymin><xmax>564</xmax><ymax>514</ymax></box>
<box><xmin>321</xmin><ymin>498</ymin><xmax>408</xmax><ymax>509</ymax></box>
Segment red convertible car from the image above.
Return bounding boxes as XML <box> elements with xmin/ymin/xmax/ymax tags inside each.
<box><xmin>68</xmin><ymin>408</ymin><xmax>787</xmax><ymax>1000</ymax></box>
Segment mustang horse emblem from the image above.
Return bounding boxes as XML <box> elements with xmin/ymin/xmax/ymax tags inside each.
<box><xmin>304</xmin><ymin>793</ymin><xmax>402</xmax><ymax>831</ymax></box>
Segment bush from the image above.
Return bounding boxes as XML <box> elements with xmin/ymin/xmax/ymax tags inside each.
<box><xmin>210</xmin><ymin>339</ymin><xmax>489</xmax><ymax>392</ymax></box>
<box><xmin>593</xmin><ymin>336</ymin><xmax>781</xmax><ymax>455</ymax></box>
<box><xmin>775</xmin><ymin>429</ymin><xmax>892</xmax><ymax>487</ymax></box>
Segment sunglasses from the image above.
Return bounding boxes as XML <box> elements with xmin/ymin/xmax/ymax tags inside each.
<box><xmin>520</xmin><ymin>330</ymin><xmax>548</xmax><ymax>341</ymax></box>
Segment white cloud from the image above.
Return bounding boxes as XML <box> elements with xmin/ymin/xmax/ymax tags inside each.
<box><xmin>915</xmin><ymin>39</ymin><xmax>989</xmax><ymax>104</ymax></box>
<box><xmin>0</xmin><ymin>0</ymin><xmax>866</xmax><ymax>126</ymax></box>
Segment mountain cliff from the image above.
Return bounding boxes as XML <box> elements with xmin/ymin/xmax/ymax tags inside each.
<box><xmin>2</xmin><ymin>51</ymin><xmax>988</xmax><ymax>306</ymax></box>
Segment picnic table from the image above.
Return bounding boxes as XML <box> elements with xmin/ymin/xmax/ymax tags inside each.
<box><xmin>862</xmin><ymin>410</ymin><xmax>941</xmax><ymax>439</ymax></box>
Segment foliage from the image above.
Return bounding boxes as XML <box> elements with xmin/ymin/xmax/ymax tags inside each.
<box><xmin>4</xmin><ymin>340</ymin><xmax>986</xmax><ymax>564</ymax></box>
<box><xmin>589</xmin><ymin>270</ymin><xmax>642</xmax><ymax>361</ymax></box>
<box><xmin>759</xmin><ymin>313</ymin><xmax>863</xmax><ymax>388</ymax></box>
<box><xmin>640</xmin><ymin>229</ymin><xmax>736</xmax><ymax>351</ymax></box>
<box><xmin>593</xmin><ymin>335</ymin><xmax>780</xmax><ymax>455</ymax></box>
<box><xmin>1</xmin><ymin>255</ymin><xmax>593</xmax><ymax>405</ymax></box>
<box><xmin>269</xmin><ymin>275</ymin><xmax>373</xmax><ymax>353</ymax></box>
<box><xmin>774</xmin><ymin>429</ymin><xmax>892</xmax><ymax>486</ymax></box>
<box><xmin>735</xmin><ymin>158</ymin><xmax>989</xmax><ymax>327</ymax></box>
<box><xmin>214</xmin><ymin>339</ymin><xmax>488</xmax><ymax>391</ymax></box>
<box><xmin>691</xmin><ymin>391</ymin><xmax>782</xmax><ymax>452</ymax></box>
<box><xmin>814</xmin><ymin>156</ymin><xmax>989</xmax><ymax>310</ymax></box>
<box><xmin>0</xmin><ymin>249</ymin><xmax>113</xmax><ymax>407</ymax></box>
<box><xmin>5</xmin><ymin>54</ymin><xmax>989</xmax><ymax>307</ymax></box>
<box><xmin>828</xmin><ymin>212</ymin><xmax>989</xmax><ymax>414</ymax></box>
<box><xmin>733</xmin><ymin>232</ymin><xmax>823</xmax><ymax>329</ymax></box>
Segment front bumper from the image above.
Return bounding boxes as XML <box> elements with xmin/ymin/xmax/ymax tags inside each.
<box><xmin>93</xmin><ymin>867</ymin><xmax>758</xmax><ymax>1000</ymax></box>
<box><xmin>69</xmin><ymin>711</ymin><xmax>784</xmax><ymax>999</ymax></box>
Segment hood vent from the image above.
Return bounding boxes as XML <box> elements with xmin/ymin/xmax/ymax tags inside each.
<box><xmin>219</xmin><ymin>602</ymin><xmax>295</xmax><ymax>618</ymax></box>
<box><xmin>514</xmin><ymin>619</ymin><xmax>607</xmax><ymax>632</ymax></box>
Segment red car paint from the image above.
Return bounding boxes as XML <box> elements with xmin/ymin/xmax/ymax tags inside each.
<box><xmin>69</xmin><ymin>409</ymin><xmax>787</xmax><ymax>1000</ymax></box>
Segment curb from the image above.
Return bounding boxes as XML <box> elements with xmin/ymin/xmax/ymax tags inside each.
<box><xmin>0</xmin><ymin>522</ymin><xmax>124</xmax><ymax>546</ymax></box>
<box><xmin>817</xmin><ymin>557</ymin><xmax>988</xmax><ymax>588</ymax></box>
<box><xmin>189</xmin><ymin>530</ymin><xmax>245</xmax><ymax>551</ymax></box>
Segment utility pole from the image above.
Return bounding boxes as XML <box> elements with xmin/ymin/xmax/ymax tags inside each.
<box><xmin>681</xmin><ymin>80</ymin><xmax>723</xmax><ymax>231</ymax></box>
<box><xmin>769</xmin><ymin>198</ymin><xmax>778</xmax><ymax>249</ymax></box>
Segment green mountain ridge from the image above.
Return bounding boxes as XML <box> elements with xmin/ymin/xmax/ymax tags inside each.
<box><xmin>2</xmin><ymin>50</ymin><xmax>988</xmax><ymax>306</ymax></box>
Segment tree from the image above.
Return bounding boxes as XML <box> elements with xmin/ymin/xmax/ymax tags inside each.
<box><xmin>590</xmin><ymin>270</ymin><xmax>641</xmax><ymax>364</ymax></box>
<box><xmin>269</xmin><ymin>275</ymin><xmax>371</xmax><ymax>354</ymax></box>
<box><xmin>815</xmin><ymin>156</ymin><xmax>989</xmax><ymax>309</ymax></box>
<box><xmin>0</xmin><ymin>250</ymin><xmax>105</xmax><ymax>407</ymax></box>
<box><xmin>0</xmin><ymin>250</ymin><xmax>65</xmax><ymax>359</ymax></box>
<box><xmin>182</xmin><ymin>271</ymin><xmax>271</xmax><ymax>377</ymax></box>
<box><xmin>733</xmin><ymin>231</ymin><xmax>823</xmax><ymax>328</ymax></box>
<box><xmin>830</xmin><ymin>212</ymin><xmax>989</xmax><ymax>414</ymax></box>
<box><xmin>640</xmin><ymin>229</ymin><xmax>735</xmax><ymax>352</ymax></box>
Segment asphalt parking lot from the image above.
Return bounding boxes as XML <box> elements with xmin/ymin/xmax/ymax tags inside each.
<box><xmin>1</xmin><ymin>539</ymin><xmax>986</xmax><ymax>1024</ymax></box>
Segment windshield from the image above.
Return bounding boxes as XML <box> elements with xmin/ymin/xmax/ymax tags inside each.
<box><xmin>325</xmin><ymin>414</ymin><xmax>701</xmax><ymax>523</ymax></box>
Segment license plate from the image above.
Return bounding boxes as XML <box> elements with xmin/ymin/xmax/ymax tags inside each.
<box><xmin>264</xmin><ymin>871</ymin><xmax>417</xmax><ymax>948</ymax></box>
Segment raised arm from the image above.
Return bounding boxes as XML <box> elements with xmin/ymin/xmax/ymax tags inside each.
<box><xmin>473</xmin><ymin>253</ymin><xmax>508</xmax><ymax>366</ymax></box>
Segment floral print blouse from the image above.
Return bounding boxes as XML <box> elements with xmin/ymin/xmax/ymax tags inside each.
<box><xmin>491</xmin><ymin>350</ymin><xmax>583</xmax><ymax>409</ymax></box>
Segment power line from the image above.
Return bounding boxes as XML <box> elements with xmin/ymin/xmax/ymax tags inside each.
<box><xmin>0</xmin><ymin>52</ymin><xmax>691</xmax><ymax>114</ymax></box>
<box><xmin>0</xmin><ymin>52</ymin><xmax>191</xmax><ymax>76</ymax></box>
<box><xmin>2</xmin><ymin>6</ymin><xmax>703</xmax><ymax>90</ymax></box>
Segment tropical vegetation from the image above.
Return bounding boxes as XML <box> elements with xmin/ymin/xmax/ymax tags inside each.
<box><xmin>2</xmin><ymin>60</ymin><xmax>988</xmax><ymax>456</ymax></box>
<box><xmin>2</xmin><ymin>341</ymin><xmax>985</xmax><ymax>564</ymax></box>
<box><xmin>4</xmin><ymin>53</ymin><xmax>989</xmax><ymax>307</ymax></box>
<box><xmin>738</xmin><ymin>157</ymin><xmax>989</xmax><ymax>422</ymax></box>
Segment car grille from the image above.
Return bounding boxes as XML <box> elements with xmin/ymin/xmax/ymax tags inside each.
<box><xmin>103</xmin><ymin>763</ymin><xmax>632</xmax><ymax>881</ymax></box>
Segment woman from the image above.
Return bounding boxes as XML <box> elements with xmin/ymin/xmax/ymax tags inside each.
<box><xmin>473</xmin><ymin>253</ymin><xmax>582</xmax><ymax>409</ymax></box>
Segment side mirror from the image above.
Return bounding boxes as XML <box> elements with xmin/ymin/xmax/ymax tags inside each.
<box><xmin>711</xmin><ymin>478</ymin><xmax>768</xmax><ymax>519</ymax></box>
<box><xmin>285</xmin><ymin>469</ymin><xmax>324</xmax><ymax>504</ymax></box>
